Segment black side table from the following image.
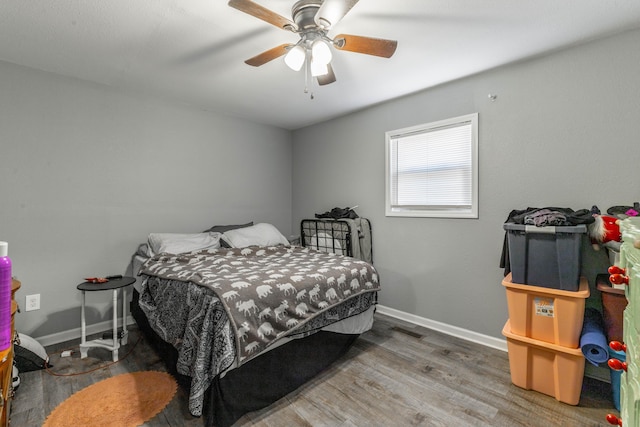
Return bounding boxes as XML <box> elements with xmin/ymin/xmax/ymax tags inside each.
<box><xmin>77</xmin><ymin>276</ymin><xmax>135</xmax><ymax>362</ymax></box>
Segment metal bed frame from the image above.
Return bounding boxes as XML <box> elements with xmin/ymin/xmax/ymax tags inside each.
<box><xmin>300</xmin><ymin>218</ymin><xmax>372</xmax><ymax>261</ymax></box>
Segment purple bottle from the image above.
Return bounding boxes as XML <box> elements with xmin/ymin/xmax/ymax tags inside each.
<box><xmin>0</xmin><ymin>242</ymin><xmax>12</xmax><ymax>351</ymax></box>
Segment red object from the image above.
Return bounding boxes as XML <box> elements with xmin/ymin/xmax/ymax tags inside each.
<box><xmin>84</xmin><ymin>277</ymin><xmax>108</xmax><ymax>284</ymax></box>
<box><xmin>610</xmin><ymin>341</ymin><xmax>627</xmax><ymax>353</ymax></box>
<box><xmin>589</xmin><ymin>215</ymin><xmax>622</xmax><ymax>250</ymax></box>
<box><xmin>606</xmin><ymin>413</ymin><xmax>623</xmax><ymax>426</ymax></box>
<box><xmin>608</xmin><ymin>358</ymin><xmax>628</xmax><ymax>372</ymax></box>
<box><xmin>610</xmin><ymin>274</ymin><xmax>630</xmax><ymax>285</ymax></box>
<box><xmin>609</xmin><ymin>265</ymin><xmax>626</xmax><ymax>275</ymax></box>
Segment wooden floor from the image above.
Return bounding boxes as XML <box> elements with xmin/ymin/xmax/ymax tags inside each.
<box><xmin>12</xmin><ymin>313</ymin><xmax>616</xmax><ymax>426</ymax></box>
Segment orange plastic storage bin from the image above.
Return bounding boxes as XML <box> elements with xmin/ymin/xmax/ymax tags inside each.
<box><xmin>502</xmin><ymin>320</ymin><xmax>585</xmax><ymax>405</ymax></box>
<box><xmin>502</xmin><ymin>273</ymin><xmax>589</xmax><ymax>348</ymax></box>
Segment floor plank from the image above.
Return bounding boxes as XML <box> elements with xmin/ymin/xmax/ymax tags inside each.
<box><xmin>11</xmin><ymin>313</ymin><xmax>616</xmax><ymax>426</ymax></box>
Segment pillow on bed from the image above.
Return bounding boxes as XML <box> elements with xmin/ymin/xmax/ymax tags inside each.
<box><xmin>309</xmin><ymin>232</ymin><xmax>344</xmax><ymax>255</ymax></box>
<box><xmin>136</xmin><ymin>243</ymin><xmax>153</xmax><ymax>258</ymax></box>
<box><xmin>147</xmin><ymin>232</ymin><xmax>221</xmax><ymax>256</ymax></box>
<box><xmin>202</xmin><ymin>222</ymin><xmax>253</xmax><ymax>233</ymax></box>
<box><xmin>221</xmin><ymin>223</ymin><xmax>289</xmax><ymax>248</ymax></box>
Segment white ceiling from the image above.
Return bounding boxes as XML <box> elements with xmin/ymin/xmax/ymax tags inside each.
<box><xmin>1</xmin><ymin>1</ymin><xmax>640</xmax><ymax>130</ymax></box>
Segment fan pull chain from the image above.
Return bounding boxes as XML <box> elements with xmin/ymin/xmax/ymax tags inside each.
<box><xmin>304</xmin><ymin>51</ymin><xmax>314</xmax><ymax>99</ymax></box>
<box><xmin>304</xmin><ymin>63</ymin><xmax>309</xmax><ymax>94</ymax></box>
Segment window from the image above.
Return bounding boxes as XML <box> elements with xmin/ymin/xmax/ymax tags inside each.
<box><xmin>385</xmin><ymin>113</ymin><xmax>478</xmax><ymax>218</ymax></box>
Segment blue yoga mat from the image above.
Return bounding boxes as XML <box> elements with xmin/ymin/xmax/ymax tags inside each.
<box><xmin>580</xmin><ymin>307</ymin><xmax>609</xmax><ymax>366</ymax></box>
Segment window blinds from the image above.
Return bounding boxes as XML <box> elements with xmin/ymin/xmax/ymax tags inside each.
<box><xmin>390</xmin><ymin>120</ymin><xmax>472</xmax><ymax>209</ymax></box>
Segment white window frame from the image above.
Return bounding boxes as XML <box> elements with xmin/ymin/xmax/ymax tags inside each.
<box><xmin>385</xmin><ymin>113</ymin><xmax>479</xmax><ymax>218</ymax></box>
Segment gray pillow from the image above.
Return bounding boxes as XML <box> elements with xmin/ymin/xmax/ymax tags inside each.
<box><xmin>203</xmin><ymin>222</ymin><xmax>253</xmax><ymax>234</ymax></box>
<box><xmin>204</xmin><ymin>222</ymin><xmax>254</xmax><ymax>247</ymax></box>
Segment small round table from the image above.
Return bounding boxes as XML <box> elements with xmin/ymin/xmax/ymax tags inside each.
<box><xmin>77</xmin><ymin>276</ymin><xmax>135</xmax><ymax>362</ymax></box>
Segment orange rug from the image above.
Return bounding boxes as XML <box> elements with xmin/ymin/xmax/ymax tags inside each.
<box><xmin>43</xmin><ymin>371</ymin><xmax>177</xmax><ymax>427</ymax></box>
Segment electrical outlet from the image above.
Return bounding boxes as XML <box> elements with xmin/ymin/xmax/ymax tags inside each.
<box><xmin>25</xmin><ymin>294</ymin><xmax>40</xmax><ymax>311</ymax></box>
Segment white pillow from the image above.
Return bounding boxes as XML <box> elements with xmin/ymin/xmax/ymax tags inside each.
<box><xmin>310</xmin><ymin>232</ymin><xmax>344</xmax><ymax>255</ymax></box>
<box><xmin>221</xmin><ymin>223</ymin><xmax>289</xmax><ymax>248</ymax></box>
<box><xmin>147</xmin><ymin>232</ymin><xmax>221</xmax><ymax>256</ymax></box>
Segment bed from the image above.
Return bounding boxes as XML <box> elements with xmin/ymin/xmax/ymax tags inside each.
<box><xmin>129</xmin><ymin>222</ymin><xmax>379</xmax><ymax>427</ymax></box>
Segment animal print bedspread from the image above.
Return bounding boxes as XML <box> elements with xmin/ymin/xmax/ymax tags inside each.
<box><xmin>140</xmin><ymin>245</ymin><xmax>380</xmax><ymax>363</ymax></box>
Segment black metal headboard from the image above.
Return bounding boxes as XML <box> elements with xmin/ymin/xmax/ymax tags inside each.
<box><xmin>300</xmin><ymin>219</ymin><xmax>352</xmax><ymax>257</ymax></box>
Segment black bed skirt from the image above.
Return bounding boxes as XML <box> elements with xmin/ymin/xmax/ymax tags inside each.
<box><xmin>131</xmin><ymin>289</ymin><xmax>358</xmax><ymax>427</ymax></box>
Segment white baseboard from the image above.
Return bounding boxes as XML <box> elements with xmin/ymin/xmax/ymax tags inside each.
<box><xmin>30</xmin><ymin>304</ymin><xmax>613</xmax><ymax>385</ymax></box>
<box><xmin>33</xmin><ymin>315</ymin><xmax>136</xmax><ymax>348</ymax></box>
<box><xmin>376</xmin><ymin>305</ymin><xmax>611</xmax><ymax>383</ymax></box>
<box><xmin>376</xmin><ymin>305</ymin><xmax>508</xmax><ymax>352</ymax></box>
<box><xmin>37</xmin><ymin>305</ymin><xmax>508</xmax><ymax>352</ymax></box>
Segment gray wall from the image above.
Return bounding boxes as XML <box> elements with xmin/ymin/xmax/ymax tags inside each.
<box><xmin>292</xmin><ymin>28</ymin><xmax>640</xmax><ymax>339</ymax></box>
<box><xmin>3</xmin><ymin>28</ymin><xmax>638</xmax><ymax>344</ymax></box>
<box><xmin>0</xmin><ymin>61</ymin><xmax>292</xmax><ymax>338</ymax></box>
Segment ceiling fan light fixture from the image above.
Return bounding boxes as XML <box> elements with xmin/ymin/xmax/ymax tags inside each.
<box><xmin>311</xmin><ymin>39</ymin><xmax>332</xmax><ymax>65</ymax></box>
<box><xmin>284</xmin><ymin>45</ymin><xmax>306</xmax><ymax>71</ymax></box>
<box><xmin>229</xmin><ymin>0</ymin><xmax>398</xmax><ymax>93</ymax></box>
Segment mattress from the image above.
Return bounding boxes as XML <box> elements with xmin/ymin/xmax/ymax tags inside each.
<box><xmin>133</xmin><ymin>244</ymin><xmax>379</xmax><ymax>416</ymax></box>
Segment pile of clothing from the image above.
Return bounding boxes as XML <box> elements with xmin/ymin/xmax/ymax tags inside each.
<box><xmin>315</xmin><ymin>206</ymin><xmax>359</xmax><ymax>220</ymax></box>
<box><xmin>505</xmin><ymin>207</ymin><xmax>596</xmax><ymax>227</ymax></box>
<box><xmin>500</xmin><ymin>204</ymin><xmax>639</xmax><ymax>276</ymax></box>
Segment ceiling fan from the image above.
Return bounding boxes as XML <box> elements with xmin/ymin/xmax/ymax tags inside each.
<box><xmin>228</xmin><ymin>0</ymin><xmax>398</xmax><ymax>90</ymax></box>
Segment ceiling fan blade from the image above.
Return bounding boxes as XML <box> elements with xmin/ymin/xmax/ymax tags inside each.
<box><xmin>314</xmin><ymin>0</ymin><xmax>359</xmax><ymax>29</ymax></box>
<box><xmin>316</xmin><ymin>64</ymin><xmax>337</xmax><ymax>86</ymax></box>
<box><xmin>228</xmin><ymin>0</ymin><xmax>297</xmax><ymax>31</ymax></box>
<box><xmin>333</xmin><ymin>34</ymin><xmax>398</xmax><ymax>58</ymax></box>
<box><xmin>245</xmin><ymin>44</ymin><xmax>292</xmax><ymax>67</ymax></box>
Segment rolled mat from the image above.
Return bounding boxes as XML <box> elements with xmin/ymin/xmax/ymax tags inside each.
<box><xmin>580</xmin><ymin>307</ymin><xmax>609</xmax><ymax>366</ymax></box>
